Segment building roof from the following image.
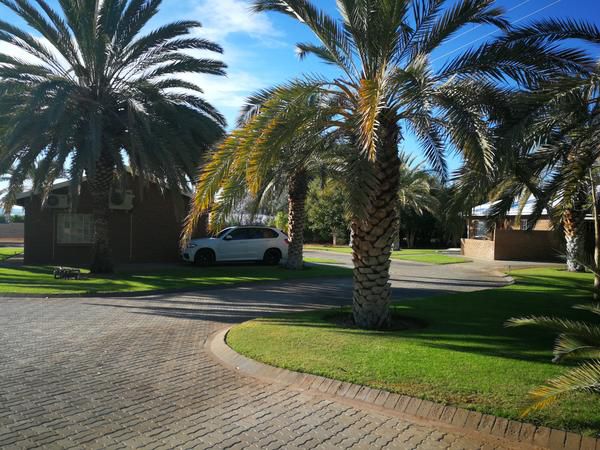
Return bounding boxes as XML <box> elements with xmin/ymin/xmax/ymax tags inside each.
<box><xmin>472</xmin><ymin>196</ymin><xmax>548</xmax><ymax>217</ymax></box>
<box><xmin>15</xmin><ymin>179</ymin><xmax>193</xmax><ymax>202</ymax></box>
<box><xmin>15</xmin><ymin>180</ymin><xmax>70</xmax><ymax>201</ymax></box>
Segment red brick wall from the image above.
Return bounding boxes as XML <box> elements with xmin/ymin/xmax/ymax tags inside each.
<box><xmin>20</xmin><ymin>181</ymin><xmax>208</xmax><ymax>266</ymax></box>
<box><xmin>493</xmin><ymin>229</ymin><xmax>563</xmax><ymax>261</ymax></box>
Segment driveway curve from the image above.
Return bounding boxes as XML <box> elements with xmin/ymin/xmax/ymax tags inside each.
<box><xmin>1</xmin><ymin>260</ymin><xmax>521</xmax><ymax>449</ymax></box>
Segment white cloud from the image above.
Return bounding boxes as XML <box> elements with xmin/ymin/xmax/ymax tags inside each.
<box><xmin>181</xmin><ymin>70</ymin><xmax>267</xmax><ymax>126</ymax></box>
<box><xmin>181</xmin><ymin>0</ymin><xmax>288</xmax><ymax>126</ymax></box>
<box><xmin>0</xmin><ymin>37</ymin><xmax>71</xmax><ymax>71</ymax></box>
<box><xmin>198</xmin><ymin>71</ymin><xmax>264</xmax><ymax>109</ymax></box>
<box><xmin>193</xmin><ymin>0</ymin><xmax>282</xmax><ymax>43</ymax></box>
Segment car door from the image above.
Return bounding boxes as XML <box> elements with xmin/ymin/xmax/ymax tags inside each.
<box><xmin>245</xmin><ymin>228</ymin><xmax>266</xmax><ymax>260</ymax></box>
<box><xmin>219</xmin><ymin>228</ymin><xmax>251</xmax><ymax>261</ymax></box>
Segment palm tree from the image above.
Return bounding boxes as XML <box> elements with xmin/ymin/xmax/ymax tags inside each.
<box><xmin>506</xmin><ymin>303</ymin><xmax>600</xmax><ymax>414</ymax></box>
<box><xmin>183</xmin><ymin>105</ymin><xmax>339</xmax><ymax>270</ymax></box>
<box><xmin>395</xmin><ymin>153</ymin><xmax>439</xmax><ymax>250</ymax></box>
<box><xmin>454</xmin><ymin>16</ymin><xmax>600</xmax><ymax>271</ymax></box>
<box><xmin>486</xmin><ymin>68</ymin><xmax>600</xmax><ymax>275</ymax></box>
<box><xmin>236</xmin><ymin>0</ymin><xmax>590</xmax><ymax>329</ymax></box>
<box><xmin>0</xmin><ymin>0</ymin><xmax>226</xmax><ymax>272</ymax></box>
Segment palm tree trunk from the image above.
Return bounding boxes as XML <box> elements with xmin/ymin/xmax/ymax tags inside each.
<box><xmin>563</xmin><ymin>208</ymin><xmax>585</xmax><ymax>272</ymax></box>
<box><xmin>589</xmin><ymin>169</ymin><xmax>600</xmax><ymax>299</ymax></box>
<box><xmin>89</xmin><ymin>152</ymin><xmax>115</xmax><ymax>273</ymax></box>
<box><xmin>285</xmin><ymin>169</ymin><xmax>308</xmax><ymax>270</ymax></box>
<box><xmin>351</xmin><ymin>121</ymin><xmax>400</xmax><ymax>329</ymax></box>
<box><xmin>392</xmin><ymin>210</ymin><xmax>400</xmax><ymax>251</ymax></box>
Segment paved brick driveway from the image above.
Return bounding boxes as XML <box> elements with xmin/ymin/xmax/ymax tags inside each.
<box><xmin>1</xmin><ymin>272</ymin><xmax>518</xmax><ymax>449</ymax></box>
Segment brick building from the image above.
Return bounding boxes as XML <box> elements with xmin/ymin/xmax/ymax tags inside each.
<box><xmin>461</xmin><ymin>198</ymin><xmax>564</xmax><ymax>261</ymax></box>
<box><xmin>16</xmin><ymin>179</ymin><xmax>207</xmax><ymax>266</ymax></box>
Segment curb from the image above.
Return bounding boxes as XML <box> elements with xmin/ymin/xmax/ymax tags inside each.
<box><xmin>207</xmin><ymin>327</ymin><xmax>599</xmax><ymax>450</ymax></box>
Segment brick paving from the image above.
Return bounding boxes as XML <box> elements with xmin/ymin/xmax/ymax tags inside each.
<box><xmin>1</xmin><ymin>276</ymin><xmax>526</xmax><ymax>449</ymax></box>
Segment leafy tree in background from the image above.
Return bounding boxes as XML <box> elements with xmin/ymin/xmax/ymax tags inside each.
<box><xmin>0</xmin><ymin>0</ymin><xmax>226</xmax><ymax>272</ymax></box>
<box><xmin>306</xmin><ymin>179</ymin><xmax>349</xmax><ymax>245</ymax></box>
<box><xmin>272</xmin><ymin>210</ymin><xmax>289</xmax><ymax>234</ymax></box>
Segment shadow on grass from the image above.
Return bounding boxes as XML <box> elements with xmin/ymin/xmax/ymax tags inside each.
<box><xmin>225</xmin><ymin>271</ymin><xmax>594</xmax><ymax>364</ymax></box>
<box><xmin>0</xmin><ymin>263</ymin><xmax>353</xmax><ymax>294</ymax></box>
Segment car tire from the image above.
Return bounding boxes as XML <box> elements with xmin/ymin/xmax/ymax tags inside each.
<box><xmin>194</xmin><ymin>249</ymin><xmax>215</xmax><ymax>266</ymax></box>
<box><xmin>263</xmin><ymin>248</ymin><xmax>282</xmax><ymax>265</ymax></box>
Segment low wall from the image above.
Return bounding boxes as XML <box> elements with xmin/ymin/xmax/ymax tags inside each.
<box><xmin>461</xmin><ymin>238</ymin><xmax>494</xmax><ymax>260</ymax></box>
<box><xmin>0</xmin><ymin>223</ymin><xmax>24</xmax><ymax>244</ymax></box>
<box><xmin>494</xmin><ymin>229</ymin><xmax>562</xmax><ymax>261</ymax></box>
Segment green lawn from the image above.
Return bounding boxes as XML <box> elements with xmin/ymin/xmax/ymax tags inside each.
<box><xmin>305</xmin><ymin>257</ymin><xmax>342</xmax><ymax>264</ymax></box>
<box><xmin>305</xmin><ymin>244</ymin><xmax>353</xmax><ymax>254</ymax></box>
<box><xmin>0</xmin><ymin>247</ymin><xmax>23</xmax><ymax>262</ymax></box>
<box><xmin>390</xmin><ymin>253</ymin><xmax>467</xmax><ymax>264</ymax></box>
<box><xmin>0</xmin><ymin>258</ymin><xmax>351</xmax><ymax>295</ymax></box>
<box><xmin>228</xmin><ymin>268</ymin><xmax>599</xmax><ymax>434</ymax></box>
<box><xmin>305</xmin><ymin>245</ymin><xmax>467</xmax><ymax>265</ymax></box>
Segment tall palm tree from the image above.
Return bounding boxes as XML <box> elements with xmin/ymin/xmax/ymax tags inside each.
<box><xmin>183</xmin><ymin>102</ymin><xmax>338</xmax><ymax>270</ymax></box>
<box><xmin>238</xmin><ymin>0</ymin><xmax>589</xmax><ymax>329</ymax></box>
<box><xmin>394</xmin><ymin>153</ymin><xmax>439</xmax><ymax>250</ymax></box>
<box><xmin>484</xmin><ymin>66</ymin><xmax>600</xmax><ymax>274</ymax></box>
<box><xmin>0</xmin><ymin>0</ymin><xmax>226</xmax><ymax>272</ymax></box>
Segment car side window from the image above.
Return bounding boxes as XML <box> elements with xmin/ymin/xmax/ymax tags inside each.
<box><xmin>227</xmin><ymin>228</ymin><xmax>250</xmax><ymax>240</ymax></box>
<box><xmin>244</xmin><ymin>228</ymin><xmax>260</xmax><ymax>239</ymax></box>
<box><xmin>263</xmin><ymin>229</ymin><xmax>279</xmax><ymax>239</ymax></box>
<box><xmin>247</xmin><ymin>228</ymin><xmax>278</xmax><ymax>239</ymax></box>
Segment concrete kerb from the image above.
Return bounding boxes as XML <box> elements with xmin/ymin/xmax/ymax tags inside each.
<box><xmin>206</xmin><ymin>326</ymin><xmax>598</xmax><ymax>450</ymax></box>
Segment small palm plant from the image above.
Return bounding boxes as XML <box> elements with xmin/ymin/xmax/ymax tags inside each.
<box><xmin>506</xmin><ymin>303</ymin><xmax>600</xmax><ymax>414</ymax></box>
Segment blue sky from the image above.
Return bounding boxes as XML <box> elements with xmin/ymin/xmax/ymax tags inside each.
<box><xmin>160</xmin><ymin>0</ymin><xmax>599</xmax><ymax>173</ymax></box>
<box><xmin>1</xmin><ymin>0</ymin><xmax>600</xmax><ymax>188</ymax></box>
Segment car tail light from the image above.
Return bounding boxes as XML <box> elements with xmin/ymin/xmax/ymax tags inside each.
<box><xmin>284</xmin><ymin>238</ymin><xmax>289</xmax><ymax>245</ymax></box>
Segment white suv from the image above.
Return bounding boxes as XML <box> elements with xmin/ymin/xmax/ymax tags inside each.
<box><xmin>182</xmin><ymin>226</ymin><xmax>289</xmax><ymax>266</ymax></box>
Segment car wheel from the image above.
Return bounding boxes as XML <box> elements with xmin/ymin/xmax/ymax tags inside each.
<box><xmin>263</xmin><ymin>248</ymin><xmax>281</xmax><ymax>265</ymax></box>
<box><xmin>194</xmin><ymin>249</ymin><xmax>215</xmax><ymax>266</ymax></box>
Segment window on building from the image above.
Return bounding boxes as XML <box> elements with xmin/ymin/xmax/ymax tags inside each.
<box><xmin>473</xmin><ymin>220</ymin><xmax>488</xmax><ymax>239</ymax></box>
<box><xmin>56</xmin><ymin>214</ymin><xmax>94</xmax><ymax>244</ymax></box>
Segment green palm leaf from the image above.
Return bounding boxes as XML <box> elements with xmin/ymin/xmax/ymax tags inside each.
<box><xmin>523</xmin><ymin>360</ymin><xmax>600</xmax><ymax>416</ymax></box>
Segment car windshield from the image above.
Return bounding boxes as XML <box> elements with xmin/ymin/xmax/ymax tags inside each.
<box><xmin>215</xmin><ymin>228</ymin><xmax>232</xmax><ymax>238</ymax></box>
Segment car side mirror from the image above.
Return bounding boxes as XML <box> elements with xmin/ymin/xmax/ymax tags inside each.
<box><xmin>224</xmin><ymin>235</ymin><xmax>233</xmax><ymax>241</ymax></box>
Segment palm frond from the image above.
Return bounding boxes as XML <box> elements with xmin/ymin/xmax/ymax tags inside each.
<box><xmin>522</xmin><ymin>360</ymin><xmax>600</xmax><ymax>416</ymax></box>
<box><xmin>574</xmin><ymin>303</ymin><xmax>600</xmax><ymax>317</ymax></box>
